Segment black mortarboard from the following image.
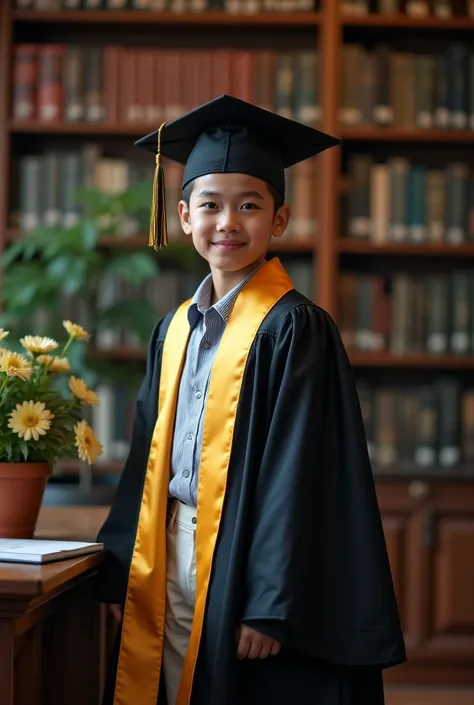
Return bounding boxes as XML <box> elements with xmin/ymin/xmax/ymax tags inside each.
<box><xmin>135</xmin><ymin>94</ymin><xmax>340</xmax><ymax>250</ymax></box>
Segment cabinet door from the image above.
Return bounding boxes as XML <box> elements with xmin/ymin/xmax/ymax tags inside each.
<box><xmin>426</xmin><ymin>513</ymin><xmax>474</xmax><ymax>659</ymax></box>
<box><xmin>378</xmin><ymin>481</ymin><xmax>474</xmax><ymax>663</ymax></box>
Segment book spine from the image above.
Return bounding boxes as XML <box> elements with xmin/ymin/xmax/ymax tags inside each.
<box><xmin>436</xmin><ymin>377</ymin><xmax>461</xmax><ymax>469</ymax></box>
<box><xmin>37</xmin><ymin>45</ymin><xmax>64</xmax><ymax>123</ymax></box>
<box><xmin>85</xmin><ymin>47</ymin><xmax>105</xmax><ymax>122</ymax></box>
<box><xmin>450</xmin><ymin>271</ymin><xmax>470</xmax><ymax>354</ymax></box>
<box><xmin>12</xmin><ymin>45</ymin><xmax>38</xmax><ymax>122</ymax></box>
<box><xmin>63</xmin><ymin>46</ymin><xmax>85</xmax><ymax>123</ymax></box>
<box><xmin>447</xmin><ymin>44</ymin><xmax>469</xmax><ymax>130</ymax></box>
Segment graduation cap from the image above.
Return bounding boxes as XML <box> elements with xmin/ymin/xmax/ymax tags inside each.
<box><xmin>135</xmin><ymin>94</ymin><xmax>341</xmax><ymax>250</ymax></box>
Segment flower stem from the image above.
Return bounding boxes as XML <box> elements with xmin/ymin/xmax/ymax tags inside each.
<box><xmin>60</xmin><ymin>334</ymin><xmax>74</xmax><ymax>358</ymax></box>
<box><xmin>0</xmin><ymin>374</ymin><xmax>9</xmax><ymax>396</ymax></box>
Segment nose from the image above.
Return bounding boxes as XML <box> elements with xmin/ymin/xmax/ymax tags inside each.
<box><xmin>216</xmin><ymin>207</ymin><xmax>241</xmax><ymax>233</ymax></box>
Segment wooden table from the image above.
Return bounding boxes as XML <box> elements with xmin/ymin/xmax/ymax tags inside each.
<box><xmin>0</xmin><ymin>552</ymin><xmax>105</xmax><ymax>705</ymax></box>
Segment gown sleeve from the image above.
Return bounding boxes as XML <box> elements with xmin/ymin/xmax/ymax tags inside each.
<box><xmin>240</xmin><ymin>303</ymin><xmax>406</xmax><ymax>669</ymax></box>
<box><xmin>95</xmin><ymin>317</ymin><xmax>165</xmax><ymax>605</ymax></box>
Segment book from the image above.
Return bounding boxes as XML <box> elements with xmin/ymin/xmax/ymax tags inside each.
<box><xmin>0</xmin><ymin>539</ymin><xmax>103</xmax><ymax>564</ymax></box>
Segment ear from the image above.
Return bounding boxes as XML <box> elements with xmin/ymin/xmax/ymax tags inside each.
<box><xmin>271</xmin><ymin>205</ymin><xmax>291</xmax><ymax>240</ymax></box>
<box><xmin>178</xmin><ymin>200</ymin><xmax>192</xmax><ymax>235</ymax></box>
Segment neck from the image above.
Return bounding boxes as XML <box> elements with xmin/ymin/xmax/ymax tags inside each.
<box><xmin>209</xmin><ymin>257</ymin><xmax>265</xmax><ymax>305</ymax></box>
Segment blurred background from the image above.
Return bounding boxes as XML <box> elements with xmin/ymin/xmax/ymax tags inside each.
<box><xmin>0</xmin><ymin>1</ymin><xmax>473</xmax><ymax>703</ymax></box>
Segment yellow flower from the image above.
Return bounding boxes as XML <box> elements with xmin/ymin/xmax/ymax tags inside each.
<box><xmin>62</xmin><ymin>320</ymin><xmax>90</xmax><ymax>342</ymax></box>
<box><xmin>20</xmin><ymin>335</ymin><xmax>58</xmax><ymax>354</ymax></box>
<box><xmin>0</xmin><ymin>329</ymin><xmax>9</xmax><ymax>340</ymax></box>
<box><xmin>0</xmin><ymin>351</ymin><xmax>33</xmax><ymax>381</ymax></box>
<box><xmin>69</xmin><ymin>376</ymin><xmax>99</xmax><ymax>405</ymax></box>
<box><xmin>73</xmin><ymin>420</ymin><xmax>103</xmax><ymax>464</ymax></box>
<box><xmin>8</xmin><ymin>400</ymin><xmax>54</xmax><ymax>442</ymax></box>
<box><xmin>37</xmin><ymin>355</ymin><xmax>71</xmax><ymax>373</ymax></box>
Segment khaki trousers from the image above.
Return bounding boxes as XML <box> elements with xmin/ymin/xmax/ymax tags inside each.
<box><xmin>163</xmin><ymin>500</ymin><xmax>197</xmax><ymax>705</ymax></box>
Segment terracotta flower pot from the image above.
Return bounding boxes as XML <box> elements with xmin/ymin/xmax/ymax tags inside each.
<box><xmin>0</xmin><ymin>462</ymin><xmax>52</xmax><ymax>539</ymax></box>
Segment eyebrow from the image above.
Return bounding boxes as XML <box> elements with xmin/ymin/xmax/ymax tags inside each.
<box><xmin>196</xmin><ymin>190</ymin><xmax>265</xmax><ymax>200</ymax></box>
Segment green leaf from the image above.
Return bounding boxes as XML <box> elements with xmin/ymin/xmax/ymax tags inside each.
<box><xmin>104</xmin><ymin>251</ymin><xmax>158</xmax><ymax>285</ymax></box>
<box><xmin>19</xmin><ymin>440</ymin><xmax>29</xmax><ymax>461</ymax></box>
<box><xmin>79</xmin><ymin>219</ymin><xmax>99</xmax><ymax>251</ymax></box>
<box><xmin>98</xmin><ymin>298</ymin><xmax>156</xmax><ymax>342</ymax></box>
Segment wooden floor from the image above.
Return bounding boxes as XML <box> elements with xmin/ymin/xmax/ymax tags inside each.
<box><xmin>386</xmin><ymin>688</ymin><xmax>474</xmax><ymax>705</ymax></box>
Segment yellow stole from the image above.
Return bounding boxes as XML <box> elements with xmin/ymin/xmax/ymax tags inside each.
<box><xmin>113</xmin><ymin>257</ymin><xmax>294</xmax><ymax>705</ymax></box>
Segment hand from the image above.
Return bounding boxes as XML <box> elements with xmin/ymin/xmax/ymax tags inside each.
<box><xmin>235</xmin><ymin>624</ymin><xmax>281</xmax><ymax>660</ymax></box>
<box><xmin>109</xmin><ymin>603</ymin><xmax>122</xmax><ymax>623</ymax></box>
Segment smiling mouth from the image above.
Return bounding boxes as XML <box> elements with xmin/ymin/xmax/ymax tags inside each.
<box><xmin>212</xmin><ymin>241</ymin><xmax>245</xmax><ymax>250</ymax></box>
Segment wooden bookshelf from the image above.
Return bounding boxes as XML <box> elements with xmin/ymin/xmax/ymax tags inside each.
<box><xmin>2</xmin><ymin>2</ymin><xmax>474</xmax><ymax>687</ymax></box>
<box><xmin>340</xmin><ymin>128</ymin><xmax>474</xmax><ymax>142</ymax></box>
<box><xmin>349</xmin><ymin>352</ymin><xmax>474</xmax><ymax>368</ymax></box>
<box><xmin>58</xmin><ymin>459</ymin><xmax>123</xmax><ymax>475</ymax></box>
<box><xmin>338</xmin><ymin>241</ymin><xmax>474</xmax><ymax>256</ymax></box>
<box><xmin>11</xmin><ymin>10</ymin><xmax>322</xmax><ymax>26</ymax></box>
<box><xmin>5</xmin><ymin>229</ymin><xmax>316</xmax><ymax>252</ymax></box>
<box><xmin>342</xmin><ymin>14</ymin><xmax>474</xmax><ymax>29</ymax></box>
<box><xmin>8</xmin><ymin>120</ymin><xmax>162</xmax><ymax>135</ymax></box>
<box><xmin>89</xmin><ymin>348</ymin><xmax>474</xmax><ymax>368</ymax></box>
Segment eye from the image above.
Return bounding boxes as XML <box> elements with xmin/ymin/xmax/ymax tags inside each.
<box><xmin>240</xmin><ymin>202</ymin><xmax>259</xmax><ymax>210</ymax></box>
<box><xmin>200</xmin><ymin>202</ymin><xmax>218</xmax><ymax>210</ymax></box>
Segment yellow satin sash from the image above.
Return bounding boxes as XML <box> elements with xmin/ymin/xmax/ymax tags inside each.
<box><xmin>113</xmin><ymin>257</ymin><xmax>294</xmax><ymax>705</ymax></box>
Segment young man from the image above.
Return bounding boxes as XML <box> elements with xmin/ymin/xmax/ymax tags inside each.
<box><xmin>97</xmin><ymin>95</ymin><xmax>406</xmax><ymax>705</ymax></box>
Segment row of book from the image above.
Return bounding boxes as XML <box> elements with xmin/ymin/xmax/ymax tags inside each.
<box><xmin>15</xmin><ymin>0</ymin><xmax>318</xmax><ymax>11</ymax></box>
<box><xmin>83</xmin><ymin>378</ymin><xmax>474</xmax><ymax>471</ymax></box>
<box><xmin>344</xmin><ymin>156</ymin><xmax>474</xmax><ymax>245</ymax></box>
<box><xmin>95</xmin><ymin>260</ymin><xmax>313</xmax><ymax>350</ymax></box>
<box><xmin>357</xmin><ymin>379</ymin><xmax>474</xmax><ymax>473</ymax></box>
<box><xmin>12</xmin><ymin>45</ymin><xmax>320</xmax><ymax>128</ymax></box>
<box><xmin>13</xmin><ymin>0</ymin><xmax>474</xmax><ymax>16</ymax></box>
<box><xmin>340</xmin><ymin>271</ymin><xmax>474</xmax><ymax>355</ymax></box>
<box><xmin>26</xmin><ymin>259</ymin><xmax>314</xmax><ymax>364</ymax></box>
<box><xmin>342</xmin><ymin>0</ymin><xmax>474</xmax><ymax>16</ymax></box>
<box><xmin>13</xmin><ymin>147</ymin><xmax>319</xmax><ymax>241</ymax></box>
<box><xmin>340</xmin><ymin>44</ymin><xmax>474</xmax><ymax>131</ymax></box>
<box><xmin>65</xmin><ymin>378</ymin><xmax>474</xmax><ymax>472</ymax></box>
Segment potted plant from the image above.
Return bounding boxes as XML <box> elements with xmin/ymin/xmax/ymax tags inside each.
<box><xmin>0</xmin><ymin>321</ymin><xmax>103</xmax><ymax>538</ymax></box>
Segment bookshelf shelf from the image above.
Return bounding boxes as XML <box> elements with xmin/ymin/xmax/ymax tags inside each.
<box><xmin>341</xmin><ymin>14</ymin><xmax>474</xmax><ymax>30</ymax></box>
<box><xmin>338</xmin><ymin>241</ymin><xmax>474</xmax><ymax>257</ymax></box>
<box><xmin>90</xmin><ymin>347</ymin><xmax>146</xmax><ymax>361</ymax></box>
<box><xmin>339</xmin><ymin>128</ymin><xmax>474</xmax><ymax>142</ymax></box>
<box><xmin>349</xmin><ymin>353</ymin><xmax>474</xmax><ymax>368</ymax></box>
<box><xmin>9</xmin><ymin>120</ymin><xmax>160</xmax><ymax>136</ymax></box>
<box><xmin>12</xmin><ymin>10</ymin><xmax>322</xmax><ymax>27</ymax></box>
<box><xmin>4</xmin><ymin>230</ymin><xmax>316</xmax><ymax>252</ymax></box>
<box><xmin>58</xmin><ymin>459</ymin><xmax>123</xmax><ymax>475</ymax></box>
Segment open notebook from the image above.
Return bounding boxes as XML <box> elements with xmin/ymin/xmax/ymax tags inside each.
<box><xmin>0</xmin><ymin>539</ymin><xmax>104</xmax><ymax>564</ymax></box>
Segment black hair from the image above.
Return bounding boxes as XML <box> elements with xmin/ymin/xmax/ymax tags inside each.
<box><xmin>181</xmin><ymin>179</ymin><xmax>284</xmax><ymax>215</ymax></box>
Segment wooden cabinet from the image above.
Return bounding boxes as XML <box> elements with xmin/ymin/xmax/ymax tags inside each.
<box><xmin>377</xmin><ymin>480</ymin><xmax>474</xmax><ymax>685</ymax></box>
<box><xmin>0</xmin><ymin>553</ymin><xmax>105</xmax><ymax>705</ymax></box>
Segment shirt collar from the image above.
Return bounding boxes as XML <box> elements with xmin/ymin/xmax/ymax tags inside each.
<box><xmin>187</xmin><ymin>260</ymin><xmax>266</xmax><ymax>327</ymax></box>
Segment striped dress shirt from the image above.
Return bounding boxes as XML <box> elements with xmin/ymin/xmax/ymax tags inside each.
<box><xmin>169</xmin><ymin>262</ymin><xmax>264</xmax><ymax>507</ymax></box>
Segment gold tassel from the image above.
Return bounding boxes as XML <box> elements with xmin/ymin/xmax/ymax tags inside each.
<box><xmin>149</xmin><ymin>122</ymin><xmax>168</xmax><ymax>250</ymax></box>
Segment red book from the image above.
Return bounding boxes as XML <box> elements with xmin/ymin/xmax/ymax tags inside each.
<box><xmin>12</xmin><ymin>44</ymin><xmax>38</xmax><ymax>121</ymax></box>
<box><xmin>37</xmin><ymin>45</ymin><xmax>65</xmax><ymax>123</ymax></box>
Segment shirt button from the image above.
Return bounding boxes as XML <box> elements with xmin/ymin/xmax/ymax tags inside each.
<box><xmin>187</xmin><ymin>432</ymin><xmax>194</xmax><ymax>441</ymax></box>
<box><xmin>183</xmin><ymin>469</ymin><xmax>190</xmax><ymax>479</ymax></box>
<box><xmin>196</xmin><ymin>391</ymin><xmax>202</xmax><ymax>399</ymax></box>
<box><xmin>192</xmin><ymin>517</ymin><xmax>197</xmax><ymax>525</ymax></box>
<box><xmin>202</xmin><ymin>342</ymin><xmax>210</xmax><ymax>349</ymax></box>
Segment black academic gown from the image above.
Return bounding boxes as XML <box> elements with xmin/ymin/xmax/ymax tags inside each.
<box><xmin>97</xmin><ymin>288</ymin><xmax>406</xmax><ymax>705</ymax></box>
